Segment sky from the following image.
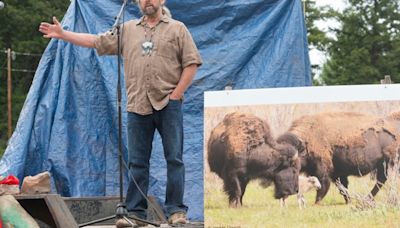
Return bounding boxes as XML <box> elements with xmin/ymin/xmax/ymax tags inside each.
<box><xmin>315</xmin><ymin>0</ymin><xmax>346</xmax><ymax>10</ymax></box>
<box><xmin>309</xmin><ymin>0</ymin><xmax>347</xmax><ymax>72</ymax></box>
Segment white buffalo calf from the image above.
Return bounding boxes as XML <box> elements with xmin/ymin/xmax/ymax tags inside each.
<box><xmin>298</xmin><ymin>176</ymin><xmax>321</xmax><ymax>209</ymax></box>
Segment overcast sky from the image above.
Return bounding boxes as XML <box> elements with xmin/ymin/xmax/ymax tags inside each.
<box><xmin>309</xmin><ymin>0</ymin><xmax>348</xmax><ymax>73</ymax></box>
<box><xmin>315</xmin><ymin>0</ymin><xmax>346</xmax><ymax>10</ymax></box>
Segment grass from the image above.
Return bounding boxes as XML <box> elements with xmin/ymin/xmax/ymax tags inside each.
<box><xmin>204</xmin><ymin>176</ymin><xmax>400</xmax><ymax>228</ymax></box>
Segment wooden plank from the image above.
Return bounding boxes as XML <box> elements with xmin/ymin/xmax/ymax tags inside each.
<box><xmin>44</xmin><ymin>194</ymin><xmax>78</xmax><ymax>228</ymax></box>
<box><xmin>16</xmin><ymin>194</ymin><xmax>78</xmax><ymax>228</ymax></box>
<box><xmin>16</xmin><ymin>196</ymin><xmax>57</xmax><ymax>227</ymax></box>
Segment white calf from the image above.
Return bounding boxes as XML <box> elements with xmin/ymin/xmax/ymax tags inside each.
<box><xmin>297</xmin><ymin>176</ymin><xmax>321</xmax><ymax>209</ymax></box>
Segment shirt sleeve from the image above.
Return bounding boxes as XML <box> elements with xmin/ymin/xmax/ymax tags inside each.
<box><xmin>94</xmin><ymin>32</ymin><xmax>119</xmax><ymax>56</ymax></box>
<box><xmin>178</xmin><ymin>24</ymin><xmax>203</xmax><ymax>68</ymax></box>
<box><xmin>95</xmin><ymin>22</ymin><xmax>133</xmax><ymax>56</ymax></box>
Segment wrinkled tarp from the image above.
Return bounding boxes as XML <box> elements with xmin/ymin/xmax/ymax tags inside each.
<box><xmin>0</xmin><ymin>0</ymin><xmax>311</xmax><ymax>220</ymax></box>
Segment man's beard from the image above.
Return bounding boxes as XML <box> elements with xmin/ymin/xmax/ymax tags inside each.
<box><xmin>143</xmin><ymin>5</ymin><xmax>159</xmax><ymax>16</ymax></box>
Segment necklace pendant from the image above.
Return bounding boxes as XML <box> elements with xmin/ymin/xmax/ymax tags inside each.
<box><xmin>142</xmin><ymin>41</ymin><xmax>154</xmax><ymax>56</ymax></box>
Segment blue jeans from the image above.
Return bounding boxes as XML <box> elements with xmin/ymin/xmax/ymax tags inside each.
<box><xmin>125</xmin><ymin>99</ymin><xmax>188</xmax><ymax>219</ymax></box>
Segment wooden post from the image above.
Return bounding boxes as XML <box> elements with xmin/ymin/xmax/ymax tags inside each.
<box><xmin>7</xmin><ymin>48</ymin><xmax>12</xmax><ymax>139</ymax></box>
<box><xmin>380</xmin><ymin>75</ymin><xmax>392</xmax><ymax>84</ymax></box>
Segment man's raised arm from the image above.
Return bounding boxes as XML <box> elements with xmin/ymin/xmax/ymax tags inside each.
<box><xmin>39</xmin><ymin>16</ymin><xmax>97</xmax><ymax>48</ymax></box>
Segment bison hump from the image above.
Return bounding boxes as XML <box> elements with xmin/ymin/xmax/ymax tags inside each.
<box><xmin>209</xmin><ymin>112</ymin><xmax>274</xmax><ymax>155</ymax></box>
<box><xmin>288</xmin><ymin>112</ymin><xmax>400</xmax><ymax>169</ymax></box>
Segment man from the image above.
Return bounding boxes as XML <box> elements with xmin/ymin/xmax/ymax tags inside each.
<box><xmin>39</xmin><ymin>0</ymin><xmax>202</xmax><ymax>226</ymax></box>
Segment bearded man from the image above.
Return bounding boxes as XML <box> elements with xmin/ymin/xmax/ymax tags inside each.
<box><xmin>39</xmin><ymin>0</ymin><xmax>202</xmax><ymax>226</ymax></box>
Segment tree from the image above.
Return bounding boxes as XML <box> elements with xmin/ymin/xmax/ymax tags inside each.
<box><xmin>303</xmin><ymin>0</ymin><xmax>335</xmax><ymax>85</ymax></box>
<box><xmin>320</xmin><ymin>0</ymin><xmax>400</xmax><ymax>85</ymax></box>
<box><xmin>0</xmin><ymin>0</ymin><xmax>70</xmax><ymax>156</ymax></box>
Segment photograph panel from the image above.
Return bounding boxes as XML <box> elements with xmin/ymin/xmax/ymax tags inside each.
<box><xmin>204</xmin><ymin>84</ymin><xmax>400</xmax><ymax>227</ymax></box>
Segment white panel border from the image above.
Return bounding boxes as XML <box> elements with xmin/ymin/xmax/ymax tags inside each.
<box><xmin>204</xmin><ymin>84</ymin><xmax>400</xmax><ymax>107</ymax></box>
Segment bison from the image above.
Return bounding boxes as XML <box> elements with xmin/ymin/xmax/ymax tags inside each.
<box><xmin>277</xmin><ymin>112</ymin><xmax>400</xmax><ymax>204</ymax></box>
<box><xmin>207</xmin><ymin>112</ymin><xmax>300</xmax><ymax>207</ymax></box>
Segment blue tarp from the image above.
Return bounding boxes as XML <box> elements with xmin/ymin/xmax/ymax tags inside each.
<box><xmin>0</xmin><ymin>0</ymin><xmax>311</xmax><ymax>220</ymax></box>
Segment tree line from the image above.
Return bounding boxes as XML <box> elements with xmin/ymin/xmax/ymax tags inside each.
<box><xmin>305</xmin><ymin>0</ymin><xmax>400</xmax><ymax>84</ymax></box>
<box><xmin>1</xmin><ymin>0</ymin><xmax>400</xmax><ymax>156</ymax></box>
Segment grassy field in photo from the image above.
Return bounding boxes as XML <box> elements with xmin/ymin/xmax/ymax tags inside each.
<box><xmin>204</xmin><ymin>175</ymin><xmax>400</xmax><ymax>228</ymax></box>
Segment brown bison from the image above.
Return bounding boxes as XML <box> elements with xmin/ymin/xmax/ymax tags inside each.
<box><xmin>207</xmin><ymin>112</ymin><xmax>300</xmax><ymax>207</ymax></box>
<box><xmin>277</xmin><ymin>112</ymin><xmax>400</xmax><ymax>204</ymax></box>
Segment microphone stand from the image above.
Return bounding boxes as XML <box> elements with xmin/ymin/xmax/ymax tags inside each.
<box><xmin>78</xmin><ymin>1</ymin><xmax>159</xmax><ymax>227</ymax></box>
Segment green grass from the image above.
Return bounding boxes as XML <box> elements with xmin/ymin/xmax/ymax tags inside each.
<box><xmin>205</xmin><ymin>176</ymin><xmax>400</xmax><ymax>228</ymax></box>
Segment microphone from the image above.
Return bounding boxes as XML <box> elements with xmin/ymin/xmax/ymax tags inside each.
<box><xmin>0</xmin><ymin>1</ymin><xmax>5</xmax><ymax>10</ymax></box>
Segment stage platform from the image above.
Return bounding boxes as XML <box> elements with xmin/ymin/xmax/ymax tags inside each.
<box><xmin>14</xmin><ymin>194</ymin><xmax>203</xmax><ymax>228</ymax></box>
<box><xmin>83</xmin><ymin>223</ymin><xmax>204</xmax><ymax>228</ymax></box>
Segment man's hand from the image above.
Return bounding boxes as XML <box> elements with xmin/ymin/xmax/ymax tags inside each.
<box><xmin>169</xmin><ymin>92</ymin><xmax>183</xmax><ymax>100</ymax></box>
<box><xmin>39</xmin><ymin>16</ymin><xmax>64</xmax><ymax>39</ymax></box>
<box><xmin>170</xmin><ymin>64</ymin><xmax>198</xmax><ymax>100</ymax></box>
<box><xmin>38</xmin><ymin>16</ymin><xmax>97</xmax><ymax>48</ymax></box>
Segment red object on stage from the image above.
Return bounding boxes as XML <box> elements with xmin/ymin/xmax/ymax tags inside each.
<box><xmin>0</xmin><ymin>175</ymin><xmax>20</xmax><ymax>195</ymax></box>
<box><xmin>0</xmin><ymin>175</ymin><xmax>19</xmax><ymax>185</ymax></box>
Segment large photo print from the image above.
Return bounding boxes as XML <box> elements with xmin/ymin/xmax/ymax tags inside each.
<box><xmin>204</xmin><ymin>84</ymin><xmax>400</xmax><ymax>227</ymax></box>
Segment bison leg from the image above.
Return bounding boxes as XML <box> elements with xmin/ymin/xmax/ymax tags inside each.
<box><xmin>297</xmin><ymin>194</ymin><xmax>305</xmax><ymax>209</ymax></box>
<box><xmin>370</xmin><ymin>161</ymin><xmax>387</xmax><ymax>197</ymax></box>
<box><xmin>223</xmin><ymin>172</ymin><xmax>242</xmax><ymax>207</ymax></box>
<box><xmin>338</xmin><ymin>176</ymin><xmax>351</xmax><ymax>204</ymax></box>
<box><xmin>280</xmin><ymin>196</ymin><xmax>288</xmax><ymax>208</ymax></box>
<box><xmin>315</xmin><ymin>175</ymin><xmax>330</xmax><ymax>204</ymax></box>
<box><xmin>239</xmin><ymin>176</ymin><xmax>249</xmax><ymax>206</ymax></box>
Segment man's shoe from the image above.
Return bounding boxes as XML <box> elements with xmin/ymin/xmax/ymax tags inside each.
<box><xmin>116</xmin><ymin>217</ymin><xmax>148</xmax><ymax>227</ymax></box>
<box><xmin>168</xmin><ymin>212</ymin><xmax>188</xmax><ymax>225</ymax></box>
<box><xmin>115</xmin><ymin>218</ymin><xmax>138</xmax><ymax>228</ymax></box>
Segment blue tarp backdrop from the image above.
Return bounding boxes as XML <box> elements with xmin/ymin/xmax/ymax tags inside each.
<box><xmin>0</xmin><ymin>0</ymin><xmax>311</xmax><ymax>220</ymax></box>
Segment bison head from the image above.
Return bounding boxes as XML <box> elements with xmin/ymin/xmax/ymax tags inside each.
<box><xmin>277</xmin><ymin>132</ymin><xmax>305</xmax><ymax>154</ymax></box>
<box><xmin>277</xmin><ymin>132</ymin><xmax>308</xmax><ymax>168</ymax></box>
<box><xmin>273</xmin><ymin>165</ymin><xmax>300</xmax><ymax>199</ymax></box>
<box><xmin>273</xmin><ymin>144</ymin><xmax>301</xmax><ymax>199</ymax></box>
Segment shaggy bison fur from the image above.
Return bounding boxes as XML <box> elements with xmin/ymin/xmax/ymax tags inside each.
<box><xmin>277</xmin><ymin>112</ymin><xmax>400</xmax><ymax>204</ymax></box>
<box><xmin>207</xmin><ymin>112</ymin><xmax>300</xmax><ymax>207</ymax></box>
